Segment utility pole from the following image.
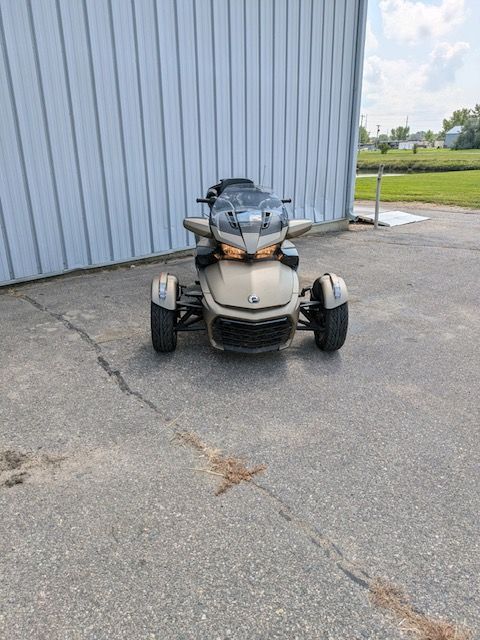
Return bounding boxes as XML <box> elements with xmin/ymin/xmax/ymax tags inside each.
<box><xmin>376</xmin><ymin>124</ymin><xmax>380</xmax><ymax>148</ymax></box>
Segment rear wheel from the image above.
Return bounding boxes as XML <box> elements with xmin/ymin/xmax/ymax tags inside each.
<box><xmin>311</xmin><ymin>281</ymin><xmax>348</xmax><ymax>351</ymax></box>
<box><xmin>151</xmin><ymin>301</ymin><xmax>177</xmax><ymax>352</ymax></box>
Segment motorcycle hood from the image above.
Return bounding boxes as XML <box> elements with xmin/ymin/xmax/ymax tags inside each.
<box><xmin>202</xmin><ymin>260</ymin><xmax>299</xmax><ymax>310</ymax></box>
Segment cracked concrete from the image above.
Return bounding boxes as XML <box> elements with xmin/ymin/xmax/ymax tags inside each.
<box><xmin>12</xmin><ymin>289</ymin><xmax>376</xmax><ymax>592</ymax></box>
<box><xmin>1</xmin><ymin>205</ymin><xmax>479</xmax><ymax>639</ymax></box>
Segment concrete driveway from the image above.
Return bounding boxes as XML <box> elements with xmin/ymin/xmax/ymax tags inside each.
<box><xmin>1</xmin><ymin>206</ymin><xmax>479</xmax><ymax>639</ymax></box>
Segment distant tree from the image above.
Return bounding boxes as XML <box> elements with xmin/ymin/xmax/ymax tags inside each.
<box><xmin>442</xmin><ymin>108</ymin><xmax>472</xmax><ymax>134</ymax></box>
<box><xmin>453</xmin><ymin>118</ymin><xmax>480</xmax><ymax>149</ymax></box>
<box><xmin>412</xmin><ymin>143</ymin><xmax>418</xmax><ymax>154</ymax></box>
<box><xmin>424</xmin><ymin>130</ymin><xmax>436</xmax><ymax>144</ymax></box>
<box><xmin>408</xmin><ymin>131</ymin><xmax>426</xmax><ymax>141</ymax></box>
<box><xmin>379</xmin><ymin>142</ymin><xmax>389</xmax><ymax>154</ymax></box>
<box><xmin>359</xmin><ymin>125</ymin><xmax>370</xmax><ymax>144</ymax></box>
<box><xmin>390</xmin><ymin>126</ymin><xmax>410</xmax><ymax>141</ymax></box>
<box><xmin>378</xmin><ymin>134</ymin><xmax>389</xmax><ymax>143</ymax></box>
<box><xmin>436</xmin><ymin>130</ymin><xmax>446</xmax><ymax>141</ymax></box>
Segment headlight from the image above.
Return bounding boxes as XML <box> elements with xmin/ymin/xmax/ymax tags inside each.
<box><xmin>254</xmin><ymin>244</ymin><xmax>279</xmax><ymax>259</ymax></box>
<box><xmin>218</xmin><ymin>243</ymin><xmax>247</xmax><ymax>260</ymax></box>
<box><xmin>217</xmin><ymin>243</ymin><xmax>279</xmax><ymax>261</ymax></box>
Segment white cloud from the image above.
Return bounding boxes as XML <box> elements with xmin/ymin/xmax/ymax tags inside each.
<box><xmin>361</xmin><ymin>46</ymin><xmax>470</xmax><ymax>132</ymax></box>
<box><xmin>365</xmin><ymin>20</ymin><xmax>379</xmax><ymax>52</ymax></box>
<box><xmin>379</xmin><ymin>0</ymin><xmax>465</xmax><ymax>43</ymax></box>
<box><xmin>362</xmin><ymin>55</ymin><xmax>417</xmax><ymax>116</ymax></box>
<box><xmin>423</xmin><ymin>41</ymin><xmax>470</xmax><ymax>90</ymax></box>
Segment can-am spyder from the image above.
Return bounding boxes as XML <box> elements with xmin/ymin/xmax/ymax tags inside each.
<box><xmin>151</xmin><ymin>178</ymin><xmax>348</xmax><ymax>353</ymax></box>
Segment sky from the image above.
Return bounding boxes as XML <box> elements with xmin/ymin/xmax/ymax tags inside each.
<box><xmin>361</xmin><ymin>0</ymin><xmax>480</xmax><ymax>136</ymax></box>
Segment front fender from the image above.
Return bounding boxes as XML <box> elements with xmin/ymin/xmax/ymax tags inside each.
<box><xmin>318</xmin><ymin>273</ymin><xmax>348</xmax><ymax>309</ymax></box>
<box><xmin>151</xmin><ymin>272</ymin><xmax>178</xmax><ymax>310</ymax></box>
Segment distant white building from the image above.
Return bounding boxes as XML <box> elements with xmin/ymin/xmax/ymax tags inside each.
<box><xmin>398</xmin><ymin>140</ymin><xmax>428</xmax><ymax>150</ymax></box>
<box><xmin>445</xmin><ymin>126</ymin><xmax>463</xmax><ymax>148</ymax></box>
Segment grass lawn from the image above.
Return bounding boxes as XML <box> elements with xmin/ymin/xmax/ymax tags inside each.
<box><xmin>357</xmin><ymin>148</ymin><xmax>480</xmax><ymax>173</ymax></box>
<box><xmin>355</xmin><ymin>169</ymin><xmax>480</xmax><ymax>209</ymax></box>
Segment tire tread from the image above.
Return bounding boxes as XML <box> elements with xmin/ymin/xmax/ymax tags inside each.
<box><xmin>315</xmin><ymin>302</ymin><xmax>348</xmax><ymax>351</ymax></box>
<box><xmin>151</xmin><ymin>302</ymin><xmax>177</xmax><ymax>352</ymax></box>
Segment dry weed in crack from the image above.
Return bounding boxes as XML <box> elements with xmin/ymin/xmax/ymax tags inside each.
<box><xmin>178</xmin><ymin>431</ymin><xmax>266</xmax><ymax>495</ymax></box>
<box><xmin>370</xmin><ymin>579</ymin><xmax>472</xmax><ymax>640</ymax></box>
<box><xmin>0</xmin><ymin>450</ymin><xmax>28</xmax><ymax>473</ymax></box>
<box><xmin>0</xmin><ymin>449</ymin><xmax>65</xmax><ymax>488</ymax></box>
<box><xmin>4</xmin><ymin>472</ymin><xmax>29</xmax><ymax>487</ymax></box>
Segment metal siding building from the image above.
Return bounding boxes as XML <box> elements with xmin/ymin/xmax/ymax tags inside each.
<box><xmin>444</xmin><ymin>125</ymin><xmax>462</xmax><ymax>148</ymax></box>
<box><xmin>0</xmin><ymin>0</ymin><xmax>366</xmax><ymax>285</ymax></box>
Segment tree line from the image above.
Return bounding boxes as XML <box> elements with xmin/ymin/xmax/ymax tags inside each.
<box><xmin>359</xmin><ymin>104</ymin><xmax>480</xmax><ymax>149</ymax></box>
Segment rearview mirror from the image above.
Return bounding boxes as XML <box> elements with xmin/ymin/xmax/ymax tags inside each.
<box><xmin>183</xmin><ymin>217</ymin><xmax>213</xmax><ymax>238</ymax></box>
<box><xmin>286</xmin><ymin>219</ymin><xmax>312</xmax><ymax>239</ymax></box>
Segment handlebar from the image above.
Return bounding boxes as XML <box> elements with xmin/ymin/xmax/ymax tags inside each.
<box><xmin>281</xmin><ymin>198</ymin><xmax>292</xmax><ymax>203</ymax></box>
<box><xmin>196</xmin><ymin>197</ymin><xmax>217</xmax><ymax>205</ymax></box>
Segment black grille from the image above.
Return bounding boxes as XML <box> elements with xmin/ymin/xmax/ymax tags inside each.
<box><xmin>212</xmin><ymin>316</ymin><xmax>293</xmax><ymax>353</ymax></box>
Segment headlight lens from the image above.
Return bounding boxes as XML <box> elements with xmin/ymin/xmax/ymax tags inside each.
<box><xmin>255</xmin><ymin>244</ymin><xmax>279</xmax><ymax>259</ymax></box>
<box><xmin>217</xmin><ymin>243</ymin><xmax>279</xmax><ymax>261</ymax></box>
<box><xmin>218</xmin><ymin>243</ymin><xmax>246</xmax><ymax>260</ymax></box>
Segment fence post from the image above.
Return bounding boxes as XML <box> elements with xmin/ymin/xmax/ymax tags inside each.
<box><xmin>374</xmin><ymin>164</ymin><xmax>384</xmax><ymax>229</ymax></box>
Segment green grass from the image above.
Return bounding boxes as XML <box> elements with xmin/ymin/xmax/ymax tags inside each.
<box><xmin>357</xmin><ymin>147</ymin><xmax>480</xmax><ymax>173</ymax></box>
<box><xmin>355</xmin><ymin>169</ymin><xmax>480</xmax><ymax>209</ymax></box>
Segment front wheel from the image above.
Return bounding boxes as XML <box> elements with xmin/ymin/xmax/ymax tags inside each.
<box><xmin>151</xmin><ymin>302</ymin><xmax>177</xmax><ymax>352</ymax></box>
<box><xmin>311</xmin><ymin>283</ymin><xmax>348</xmax><ymax>351</ymax></box>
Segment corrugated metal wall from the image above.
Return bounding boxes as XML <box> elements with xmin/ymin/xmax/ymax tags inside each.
<box><xmin>0</xmin><ymin>0</ymin><xmax>366</xmax><ymax>285</ymax></box>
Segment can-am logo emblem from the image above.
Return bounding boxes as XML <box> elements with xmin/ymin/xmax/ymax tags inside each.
<box><xmin>248</xmin><ymin>294</ymin><xmax>260</xmax><ymax>304</ymax></box>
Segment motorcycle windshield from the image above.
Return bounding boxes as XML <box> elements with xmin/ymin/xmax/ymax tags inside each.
<box><xmin>210</xmin><ymin>186</ymin><xmax>288</xmax><ymax>244</ymax></box>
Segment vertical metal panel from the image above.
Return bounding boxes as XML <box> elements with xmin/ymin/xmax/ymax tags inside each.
<box><xmin>0</xmin><ymin>9</ymin><xmax>40</xmax><ymax>280</ymax></box>
<box><xmin>1</xmin><ymin>0</ymin><xmax>64</xmax><ymax>276</ymax></box>
<box><xmin>245</xmin><ymin>0</ymin><xmax>260</xmax><ymax>182</ymax></box>
<box><xmin>0</xmin><ymin>0</ymin><xmax>366</xmax><ymax>285</ymax></box>
<box><xmin>134</xmin><ymin>0</ymin><xmax>172</xmax><ymax>252</ymax></box>
<box><xmin>175</xmin><ymin>0</ymin><xmax>203</xmax><ymax>245</ymax></box>
<box><xmin>59</xmin><ymin>0</ymin><xmax>113</xmax><ymax>264</ymax></box>
<box><xmin>259</xmin><ymin>0</ymin><xmax>274</xmax><ymax>190</ymax></box>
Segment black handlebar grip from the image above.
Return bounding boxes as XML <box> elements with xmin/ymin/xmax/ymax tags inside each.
<box><xmin>281</xmin><ymin>198</ymin><xmax>292</xmax><ymax>203</ymax></box>
<box><xmin>196</xmin><ymin>198</ymin><xmax>210</xmax><ymax>203</ymax></box>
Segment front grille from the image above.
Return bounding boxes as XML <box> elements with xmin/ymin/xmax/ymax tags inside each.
<box><xmin>212</xmin><ymin>316</ymin><xmax>293</xmax><ymax>353</ymax></box>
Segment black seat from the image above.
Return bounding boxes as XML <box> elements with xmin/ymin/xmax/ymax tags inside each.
<box><xmin>207</xmin><ymin>178</ymin><xmax>254</xmax><ymax>199</ymax></box>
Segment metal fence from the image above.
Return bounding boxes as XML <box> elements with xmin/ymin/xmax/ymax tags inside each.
<box><xmin>0</xmin><ymin>0</ymin><xmax>366</xmax><ymax>284</ymax></box>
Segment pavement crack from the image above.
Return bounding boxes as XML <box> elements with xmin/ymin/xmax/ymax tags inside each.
<box><xmin>254</xmin><ymin>480</ymin><xmax>471</xmax><ymax>638</ymax></box>
<box><xmin>10</xmin><ymin>292</ymin><xmax>473</xmax><ymax>638</ymax></box>
<box><xmin>14</xmin><ymin>292</ymin><xmax>160</xmax><ymax>414</ymax></box>
<box><xmin>95</xmin><ymin>354</ymin><xmax>158</xmax><ymax>412</ymax></box>
<box><xmin>19</xmin><ymin>293</ymin><xmax>101</xmax><ymax>350</ymax></box>
<box><xmin>253</xmin><ymin>480</ymin><xmax>372</xmax><ymax>588</ymax></box>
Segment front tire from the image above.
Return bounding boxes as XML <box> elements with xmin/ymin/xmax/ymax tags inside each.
<box><xmin>311</xmin><ymin>282</ymin><xmax>348</xmax><ymax>351</ymax></box>
<box><xmin>151</xmin><ymin>302</ymin><xmax>177</xmax><ymax>352</ymax></box>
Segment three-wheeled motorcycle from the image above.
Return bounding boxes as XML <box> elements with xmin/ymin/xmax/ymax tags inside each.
<box><xmin>151</xmin><ymin>178</ymin><xmax>348</xmax><ymax>353</ymax></box>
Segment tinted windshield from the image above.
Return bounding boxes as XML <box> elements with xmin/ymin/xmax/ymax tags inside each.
<box><xmin>211</xmin><ymin>186</ymin><xmax>288</xmax><ymax>236</ymax></box>
<box><xmin>212</xmin><ymin>185</ymin><xmax>284</xmax><ymax>214</ymax></box>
